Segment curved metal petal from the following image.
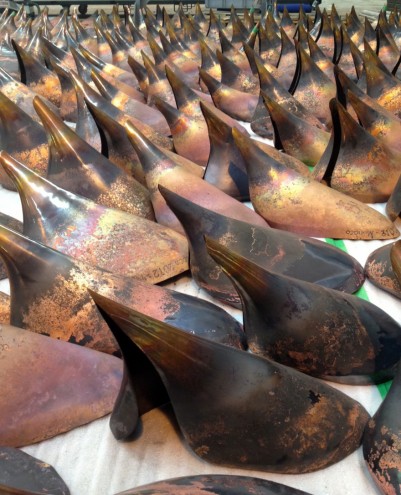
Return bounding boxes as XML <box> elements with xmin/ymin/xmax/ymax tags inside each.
<box><xmin>206</xmin><ymin>236</ymin><xmax>401</xmax><ymax>384</ymax></box>
<box><xmin>262</xmin><ymin>92</ymin><xmax>330</xmax><ymax>166</ymax></box>
<box><xmin>363</xmin><ymin>360</ymin><xmax>401</xmax><ymax>495</ymax></box>
<box><xmin>125</xmin><ymin>120</ymin><xmax>265</xmax><ymax>234</ymax></box>
<box><xmin>365</xmin><ymin>243</ymin><xmax>401</xmax><ymax>299</ymax></box>
<box><xmin>233</xmin><ymin>127</ymin><xmax>399</xmax><ymax>239</ymax></box>
<box><xmin>0</xmin><ymin>212</ymin><xmax>22</xmax><ymax>281</ymax></box>
<box><xmin>12</xmin><ymin>40</ymin><xmax>62</xmax><ymax>108</ymax></box>
<box><xmin>0</xmin><ymin>91</ymin><xmax>48</xmax><ymax>190</ymax></box>
<box><xmin>0</xmin><ymin>152</ymin><xmax>188</xmax><ymax>284</ymax></box>
<box><xmin>348</xmin><ymin>89</ymin><xmax>401</xmax><ymax>154</ymax></box>
<box><xmin>315</xmin><ymin>98</ymin><xmax>401</xmax><ymax>203</ymax></box>
<box><xmin>291</xmin><ymin>44</ymin><xmax>336</xmax><ymax>128</ymax></box>
<box><xmin>115</xmin><ymin>474</ymin><xmax>313</xmax><ymax>495</ymax></box>
<box><xmin>0</xmin><ymin>447</ymin><xmax>69</xmax><ymax>494</ymax></box>
<box><xmin>33</xmin><ymin>96</ymin><xmax>154</xmax><ymax>219</ymax></box>
<box><xmin>0</xmin><ymin>291</ymin><xmax>10</xmax><ymax>323</ymax></box>
<box><xmin>0</xmin><ymin>324</ymin><xmax>122</xmax><ymax>447</ymax></box>
<box><xmin>199</xmin><ymin>69</ymin><xmax>258</xmax><ymax>122</ymax></box>
<box><xmin>159</xmin><ymin>185</ymin><xmax>364</xmax><ymax>307</ymax></box>
<box><xmin>90</xmin><ymin>290</ymin><xmax>369</xmax><ymax>474</ymax></box>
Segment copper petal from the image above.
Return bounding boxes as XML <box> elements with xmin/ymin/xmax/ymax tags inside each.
<box><xmin>89</xmin><ymin>61</ymin><xmax>163</xmax><ymax>132</ymax></box>
<box><xmin>33</xmin><ymin>97</ymin><xmax>154</xmax><ymax>219</ymax></box>
<box><xmin>12</xmin><ymin>40</ymin><xmax>62</xmax><ymax>108</ymax></box>
<box><xmin>91</xmin><ymin>291</ymin><xmax>369</xmax><ymax>474</ymax></box>
<box><xmin>0</xmin><ymin>291</ymin><xmax>10</xmax><ymax>323</ymax></box>
<box><xmin>291</xmin><ymin>43</ymin><xmax>337</xmax><ymax>128</ymax></box>
<box><xmin>159</xmin><ymin>185</ymin><xmax>365</xmax><ymax>308</ymax></box>
<box><xmin>0</xmin><ymin>91</ymin><xmax>48</xmax><ymax>190</ymax></box>
<box><xmin>116</xmin><ymin>474</ymin><xmax>313</xmax><ymax>495</ymax></box>
<box><xmin>0</xmin><ymin>323</ymin><xmax>122</xmax><ymax>447</ymax></box>
<box><xmin>348</xmin><ymin>89</ymin><xmax>401</xmax><ymax>154</ymax></box>
<box><xmin>0</xmin><ymin>152</ymin><xmax>188</xmax><ymax>284</ymax></box>
<box><xmin>201</xmin><ymin>101</ymin><xmax>250</xmax><ymax>200</ymax></box>
<box><xmin>363</xmin><ymin>361</ymin><xmax>401</xmax><ymax>495</ymax></box>
<box><xmin>366</xmin><ymin>60</ymin><xmax>401</xmax><ymax>119</ymax></box>
<box><xmin>262</xmin><ymin>92</ymin><xmax>330</xmax><ymax>166</ymax></box>
<box><xmin>206</xmin><ymin>237</ymin><xmax>401</xmax><ymax>385</ymax></box>
<box><xmin>0</xmin><ymin>447</ymin><xmax>69</xmax><ymax>494</ymax></box>
<box><xmin>125</xmin><ymin>120</ymin><xmax>265</xmax><ymax>235</ymax></box>
<box><xmin>199</xmin><ymin>69</ymin><xmax>258</xmax><ymax>122</ymax></box>
<box><xmin>364</xmin><ymin>243</ymin><xmax>401</xmax><ymax>299</ymax></box>
<box><xmin>0</xmin><ymin>212</ymin><xmax>22</xmax><ymax>281</ymax></box>
<box><xmin>315</xmin><ymin>98</ymin><xmax>401</xmax><ymax>203</ymax></box>
<box><xmin>233</xmin><ymin>127</ymin><xmax>399</xmax><ymax>239</ymax></box>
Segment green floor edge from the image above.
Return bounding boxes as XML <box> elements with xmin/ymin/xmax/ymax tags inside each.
<box><xmin>325</xmin><ymin>238</ymin><xmax>392</xmax><ymax>399</ymax></box>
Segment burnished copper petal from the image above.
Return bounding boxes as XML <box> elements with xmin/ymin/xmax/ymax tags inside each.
<box><xmin>336</xmin><ymin>25</ymin><xmax>361</xmax><ymax>81</ymax></box>
<box><xmin>217</xmin><ymin>49</ymin><xmax>259</xmax><ymax>94</ymax></box>
<box><xmin>0</xmin><ymin>91</ymin><xmax>48</xmax><ymax>190</ymax></box>
<box><xmin>0</xmin><ymin>66</ymin><xmax>58</xmax><ymax>123</ymax></box>
<box><xmin>377</xmin><ymin>24</ymin><xmax>400</xmax><ymax>73</ymax></box>
<box><xmin>262</xmin><ymin>92</ymin><xmax>330</xmax><ymax>166</ymax></box>
<box><xmin>0</xmin><ymin>291</ymin><xmax>10</xmax><ymax>323</ymax></box>
<box><xmin>315</xmin><ymin>9</ymin><xmax>336</xmax><ymax>61</ymax></box>
<box><xmin>80</xmin><ymin>44</ymin><xmax>139</xmax><ymax>88</ymax></box>
<box><xmin>41</xmin><ymin>37</ymin><xmax>76</xmax><ymax>72</ymax></box>
<box><xmin>348</xmin><ymin>89</ymin><xmax>401</xmax><ymax>154</ymax></box>
<box><xmin>201</xmin><ymin>101</ymin><xmax>249</xmax><ymax>201</ymax></box>
<box><xmin>125</xmin><ymin>120</ymin><xmax>265</xmax><ymax>235</ymax></box>
<box><xmin>0</xmin><ymin>323</ymin><xmax>122</xmax><ymax>447</ymax></box>
<box><xmin>391</xmin><ymin>240</ymin><xmax>401</xmax><ymax>286</ymax></box>
<box><xmin>90</xmin><ymin>64</ymin><xmax>145</xmax><ymax>103</ymax></box>
<box><xmin>0</xmin><ymin>152</ymin><xmax>189</xmax><ymax>284</ymax></box>
<box><xmin>0</xmin><ymin>447</ymin><xmax>69</xmax><ymax>494</ymax></box>
<box><xmin>258</xmin><ymin>23</ymin><xmax>281</xmax><ymax>66</ymax></box>
<box><xmin>364</xmin><ymin>243</ymin><xmax>401</xmax><ymax>299</ymax></box>
<box><xmin>141</xmin><ymin>51</ymin><xmax>175</xmax><ymax>108</ymax></box>
<box><xmin>232</xmin><ymin>127</ymin><xmax>399</xmax><ymax>239</ymax></box>
<box><xmin>154</xmin><ymin>96</ymin><xmax>210</xmax><ymax>166</ymax></box>
<box><xmin>199</xmin><ymin>69</ymin><xmax>258</xmax><ymax>122</ymax></box>
<box><xmin>70</xmin><ymin>67</ymin><xmax>102</xmax><ymax>152</ymax></box>
<box><xmin>276</xmin><ymin>26</ymin><xmax>297</xmax><ymax>87</ymax></box>
<box><xmin>47</xmin><ymin>55</ymin><xmax>79</xmax><ymax>123</ymax></box>
<box><xmin>91</xmin><ymin>290</ymin><xmax>369</xmax><ymax>474</ymax></box>
<box><xmin>159</xmin><ymin>184</ymin><xmax>365</xmax><ymax>309</ymax></box>
<box><xmin>291</xmin><ymin>44</ymin><xmax>337</xmax><ymax>128</ymax></box>
<box><xmin>33</xmin><ymin>97</ymin><xmax>154</xmax><ymax>219</ymax></box>
<box><xmin>88</xmin><ymin>67</ymin><xmax>170</xmax><ymax>135</ymax></box>
<box><xmin>316</xmin><ymin>98</ymin><xmax>401</xmax><ymax>203</ymax></box>
<box><xmin>366</xmin><ymin>60</ymin><xmax>401</xmax><ymax>119</ymax></box>
<box><xmin>0</xmin><ymin>212</ymin><xmax>22</xmax><ymax>281</ymax></box>
<box><xmin>251</xmin><ymin>55</ymin><xmax>326</xmax><ymax>140</ymax></box>
<box><xmin>115</xmin><ymin>474</ymin><xmax>314</xmax><ymax>495</ymax></box>
<box><xmin>12</xmin><ymin>40</ymin><xmax>62</xmax><ymax>108</ymax></box>
<box><xmin>206</xmin><ymin>236</ymin><xmax>401</xmax><ymax>385</ymax></box>
<box><xmin>363</xmin><ymin>361</ymin><xmax>401</xmax><ymax>495</ymax></box>
<box><xmin>70</xmin><ymin>70</ymin><xmax>172</xmax><ymax>150</ymax></box>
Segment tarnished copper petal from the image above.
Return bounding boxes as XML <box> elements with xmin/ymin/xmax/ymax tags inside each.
<box><xmin>33</xmin><ymin>96</ymin><xmax>155</xmax><ymax>220</ymax></box>
<box><xmin>232</xmin><ymin>127</ymin><xmax>399</xmax><ymax>240</ymax></box>
<box><xmin>91</xmin><ymin>291</ymin><xmax>369</xmax><ymax>474</ymax></box>
<box><xmin>365</xmin><ymin>243</ymin><xmax>401</xmax><ymax>299</ymax></box>
<box><xmin>206</xmin><ymin>236</ymin><xmax>401</xmax><ymax>384</ymax></box>
<box><xmin>115</xmin><ymin>474</ymin><xmax>314</xmax><ymax>495</ymax></box>
<box><xmin>262</xmin><ymin>92</ymin><xmax>330</xmax><ymax>166</ymax></box>
<box><xmin>0</xmin><ymin>447</ymin><xmax>69</xmax><ymax>494</ymax></box>
<box><xmin>363</xmin><ymin>361</ymin><xmax>401</xmax><ymax>495</ymax></box>
<box><xmin>0</xmin><ymin>152</ymin><xmax>189</xmax><ymax>284</ymax></box>
<box><xmin>0</xmin><ymin>324</ymin><xmax>122</xmax><ymax>447</ymax></box>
